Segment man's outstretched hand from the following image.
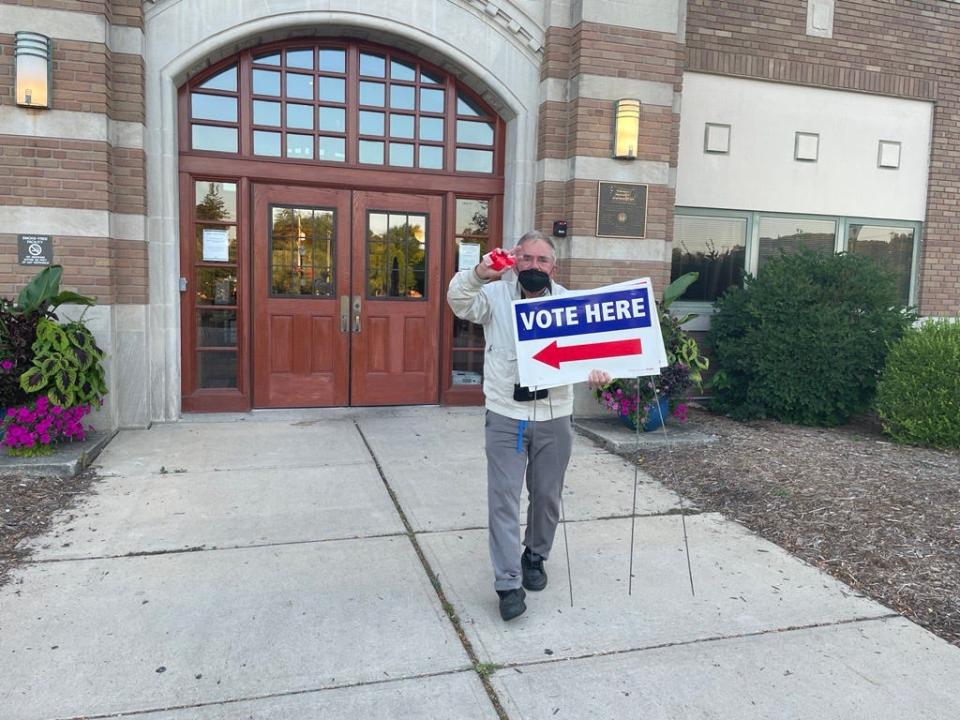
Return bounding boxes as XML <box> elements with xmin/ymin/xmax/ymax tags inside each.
<box><xmin>475</xmin><ymin>247</ymin><xmax>517</xmax><ymax>281</ymax></box>
<box><xmin>587</xmin><ymin>370</ymin><xmax>612</xmax><ymax>388</ymax></box>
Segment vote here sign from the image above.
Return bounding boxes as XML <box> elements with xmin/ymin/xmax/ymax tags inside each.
<box><xmin>512</xmin><ymin>278</ymin><xmax>668</xmax><ymax>388</ymax></box>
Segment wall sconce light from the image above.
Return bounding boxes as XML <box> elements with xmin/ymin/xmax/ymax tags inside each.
<box><xmin>613</xmin><ymin>99</ymin><xmax>641</xmax><ymax>159</ymax></box>
<box><xmin>15</xmin><ymin>32</ymin><xmax>53</xmax><ymax>109</ymax></box>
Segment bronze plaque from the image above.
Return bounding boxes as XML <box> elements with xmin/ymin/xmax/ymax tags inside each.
<box><xmin>596</xmin><ymin>182</ymin><xmax>647</xmax><ymax>239</ymax></box>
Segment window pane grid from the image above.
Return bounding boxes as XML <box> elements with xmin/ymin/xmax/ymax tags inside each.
<box><xmin>366</xmin><ymin>212</ymin><xmax>427</xmax><ymax>298</ymax></box>
<box><xmin>188</xmin><ymin>44</ymin><xmax>497</xmax><ymax>174</ymax></box>
<box><xmin>269</xmin><ymin>206</ymin><xmax>336</xmax><ymax>297</ymax></box>
<box><xmin>451</xmin><ymin>198</ymin><xmax>489</xmax><ymax>384</ymax></box>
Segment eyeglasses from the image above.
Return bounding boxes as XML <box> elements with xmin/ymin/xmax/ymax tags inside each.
<box><xmin>516</xmin><ymin>253</ymin><xmax>555</xmax><ymax>266</ymax></box>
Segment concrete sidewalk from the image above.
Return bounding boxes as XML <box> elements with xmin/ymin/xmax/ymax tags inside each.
<box><xmin>1</xmin><ymin>406</ymin><xmax>958</xmax><ymax>719</ymax></box>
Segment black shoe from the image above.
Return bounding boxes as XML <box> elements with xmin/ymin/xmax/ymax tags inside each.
<box><xmin>497</xmin><ymin>587</ymin><xmax>527</xmax><ymax>621</ymax></box>
<box><xmin>521</xmin><ymin>547</ymin><xmax>547</xmax><ymax>591</ymax></box>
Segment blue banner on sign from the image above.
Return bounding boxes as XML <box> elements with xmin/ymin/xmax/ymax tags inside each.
<box><xmin>514</xmin><ymin>286</ymin><xmax>653</xmax><ymax>341</ymax></box>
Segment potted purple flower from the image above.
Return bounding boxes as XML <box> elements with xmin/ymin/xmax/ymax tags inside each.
<box><xmin>593</xmin><ymin>273</ymin><xmax>708</xmax><ymax>431</ymax></box>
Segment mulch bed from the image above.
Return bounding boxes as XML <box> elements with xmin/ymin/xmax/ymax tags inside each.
<box><xmin>0</xmin><ymin>468</ymin><xmax>99</xmax><ymax>588</ymax></box>
<box><xmin>631</xmin><ymin>408</ymin><xmax>960</xmax><ymax>647</ymax></box>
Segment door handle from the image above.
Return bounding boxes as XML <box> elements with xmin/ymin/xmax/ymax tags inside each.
<box><xmin>339</xmin><ymin>295</ymin><xmax>350</xmax><ymax>333</ymax></box>
<box><xmin>352</xmin><ymin>295</ymin><xmax>362</xmax><ymax>333</ymax></box>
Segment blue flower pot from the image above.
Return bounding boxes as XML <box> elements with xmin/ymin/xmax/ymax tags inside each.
<box><xmin>642</xmin><ymin>396</ymin><xmax>671</xmax><ymax>431</ymax></box>
<box><xmin>618</xmin><ymin>396</ymin><xmax>670</xmax><ymax>432</ymax></box>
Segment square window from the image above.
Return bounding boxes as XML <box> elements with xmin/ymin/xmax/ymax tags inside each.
<box><xmin>318</xmin><ymin>136</ymin><xmax>346</xmax><ymax>163</ymax></box>
<box><xmin>390</xmin><ymin>85</ymin><xmax>415</xmax><ymax>110</ymax></box>
<box><xmin>252</xmin><ymin>69</ymin><xmax>281</xmax><ymax>96</ymax></box>
<box><xmin>794</xmin><ymin>132</ymin><xmax>819</xmax><ymax>162</ymax></box>
<box><xmin>319</xmin><ymin>49</ymin><xmax>346</xmax><ymax>73</ymax></box>
<box><xmin>390</xmin><ymin>114</ymin><xmax>415</xmax><ymax>139</ymax></box>
<box><xmin>286</xmin><ymin>134</ymin><xmax>314</xmax><ymax>159</ymax></box>
<box><xmin>878</xmin><ymin>140</ymin><xmax>901</xmax><ymax>169</ymax></box>
<box><xmin>359</xmin><ymin>140</ymin><xmax>384</xmax><ymax>164</ymax></box>
<box><xmin>319</xmin><ymin>77</ymin><xmax>345</xmax><ymax>103</ymax></box>
<box><xmin>389</xmin><ymin>142</ymin><xmax>414</xmax><ymax>167</ymax></box>
<box><xmin>419</xmin><ymin>145</ymin><xmax>443</xmax><ymax>170</ymax></box>
<box><xmin>286</xmin><ymin>73</ymin><xmax>314</xmax><ymax>100</ymax></box>
<box><xmin>286</xmin><ymin>103</ymin><xmax>314</xmax><ymax>130</ymax></box>
<box><xmin>359</xmin><ymin>81</ymin><xmax>385</xmax><ymax>107</ymax></box>
<box><xmin>704</xmin><ymin>123</ymin><xmax>731</xmax><ymax>154</ymax></box>
<box><xmin>359</xmin><ymin>110</ymin><xmax>385</xmax><ymax>136</ymax></box>
<box><xmin>253</xmin><ymin>100</ymin><xmax>281</xmax><ymax>127</ymax></box>
<box><xmin>253</xmin><ymin>130</ymin><xmax>281</xmax><ymax>157</ymax></box>
<box><xmin>319</xmin><ymin>106</ymin><xmax>345</xmax><ymax>133</ymax></box>
<box><xmin>419</xmin><ymin>117</ymin><xmax>443</xmax><ymax>142</ymax></box>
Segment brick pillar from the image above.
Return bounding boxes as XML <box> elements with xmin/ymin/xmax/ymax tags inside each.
<box><xmin>537</xmin><ymin>0</ymin><xmax>685</xmax><ymax>298</ymax></box>
<box><xmin>0</xmin><ymin>0</ymin><xmax>148</xmax><ymax>427</ymax></box>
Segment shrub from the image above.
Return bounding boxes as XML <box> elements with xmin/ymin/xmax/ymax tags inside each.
<box><xmin>875</xmin><ymin>319</ymin><xmax>960</xmax><ymax>448</ymax></box>
<box><xmin>708</xmin><ymin>250</ymin><xmax>913</xmax><ymax>425</ymax></box>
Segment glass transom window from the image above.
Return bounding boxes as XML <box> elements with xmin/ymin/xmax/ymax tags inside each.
<box><xmin>186</xmin><ymin>41</ymin><xmax>500</xmax><ymax>174</ymax></box>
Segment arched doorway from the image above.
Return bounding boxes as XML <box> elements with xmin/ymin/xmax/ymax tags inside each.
<box><xmin>178</xmin><ymin>39</ymin><xmax>505</xmax><ymax>411</ymax></box>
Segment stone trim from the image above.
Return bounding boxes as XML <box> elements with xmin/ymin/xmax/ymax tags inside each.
<box><xmin>537</xmin><ymin>156</ymin><xmax>671</xmax><ymax>185</ymax></box>
<box><xmin>462</xmin><ymin>0</ymin><xmax>543</xmax><ymax>54</ymax></box>
<box><xmin>0</xmin><ymin>205</ymin><xmax>146</xmax><ymax>241</ymax></box>
<box><xmin>0</xmin><ymin>3</ymin><xmax>144</xmax><ymax>50</ymax></box>
<box><xmin>0</xmin><ymin>106</ymin><xmax>142</xmax><ymax>149</ymax></box>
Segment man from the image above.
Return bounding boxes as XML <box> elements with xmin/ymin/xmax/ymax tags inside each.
<box><xmin>447</xmin><ymin>230</ymin><xmax>610</xmax><ymax>621</ymax></box>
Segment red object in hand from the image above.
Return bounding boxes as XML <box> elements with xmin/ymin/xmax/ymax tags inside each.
<box><xmin>488</xmin><ymin>248</ymin><xmax>515</xmax><ymax>271</ymax></box>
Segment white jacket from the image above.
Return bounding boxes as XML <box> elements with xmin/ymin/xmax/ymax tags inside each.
<box><xmin>447</xmin><ymin>267</ymin><xmax>574</xmax><ymax>420</ymax></box>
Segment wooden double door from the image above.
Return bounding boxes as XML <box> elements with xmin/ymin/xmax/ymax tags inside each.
<box><xmin>251</xmin><ymin>184</ymin><xmax>442</xmax><ymax>407</ymax></box>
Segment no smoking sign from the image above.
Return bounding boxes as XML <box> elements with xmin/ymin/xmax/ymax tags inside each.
<box><xmin>18</xmin><ymin>234</ymin><xmax>53</xmax><ymax>266</ymax></box>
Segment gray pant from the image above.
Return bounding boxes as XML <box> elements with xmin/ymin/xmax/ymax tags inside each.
<box><xmin>485</xmin><ymin>410</ymin><xmax>574</xmax><ymax>591</ymax></box>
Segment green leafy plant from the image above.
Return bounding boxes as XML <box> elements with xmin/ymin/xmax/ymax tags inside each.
<box><xmin>708</xmin><ymin>250</ymin><xmax>914</xmax><ymax>425</ymax></box>
<box><xmin>13</xmin><ymin>265</ymin><xmax>95</xmax><ymax>316</ymax></box>
<box><xmin>19</xmin><ymin>317</ymin><xmax>107</xmax><ymax>408</ymax></box>
<box><xmin>594</xmin><ymin>273</ymin><xmax>709</xmax><ymax>428</ymax></box>
<box><xmin>875</xmin><ymin>318</ymin><xmax>960</xmax><ymax>448</ymax></box>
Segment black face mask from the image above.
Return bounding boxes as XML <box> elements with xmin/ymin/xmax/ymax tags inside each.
<box><xmin>517</xmin><ymin>268</ymin><xmax>551</xmax><ymax>295</ymax></box>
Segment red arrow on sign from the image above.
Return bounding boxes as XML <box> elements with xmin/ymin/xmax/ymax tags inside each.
<box><xmin>533</xmin><ymin>338</ymin><xmax>643</xmax><ymax>369</ymax></box>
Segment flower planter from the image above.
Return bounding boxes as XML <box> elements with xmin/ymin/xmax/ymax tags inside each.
<box><xmin>619</xmin><ymin>396</ymin><xmax>670</xmax><ymax>432</ymax></box>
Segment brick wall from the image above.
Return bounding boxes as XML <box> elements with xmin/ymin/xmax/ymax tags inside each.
<box><xmin>0</xmin><ymin>234</ymin><xmax>148</xmax><ymax>304</ymax></box>
<box><xmin>572</xmin><ymin>23</ymin><xmax>683</xmax><ymax>90</ymax></box>
<box><xmin>537</xmin><ymin>16</ymin><xmax>682</xmax><ymax>293</ymax></box>
<box><xmin>0</xmin><ymin>135</ymin><xmax>110</xmax><ymax>210</ymax></box>
<box><xmin>107</xmin><ymin>52</ymin><xmax>144</xmax><ymax>123</ymax></box>
<box><xmin>558</xmin><ymin>259</ymin><xmax>670</xmax><ymax>298</ymax></box>
<box><xmin>685</xmin><ymin>0</ymin><xmax>960</xmax><ymax>315</ymax></box>
<box><xmin>541</xmin><ymin>26</ymin><xmax>572</xmax><ymax>81</ymax></box>
<box><xmin>0</xmin><ymin>0</ymin><xmax>147</xmax><ymax>307</ymax></box>
<box><xmin>107</xmin><ymin>145</ymin><xmax>145</xmax><ymax>214</ymax></box>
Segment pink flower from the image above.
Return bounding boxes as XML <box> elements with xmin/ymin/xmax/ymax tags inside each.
<box><xmin>0</xmin><ymin>359</ymin><xmax>13</xmax><ymax>371</ymax></box>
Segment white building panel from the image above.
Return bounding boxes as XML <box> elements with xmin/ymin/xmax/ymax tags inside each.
<box><xmin>676</xmin><ymin>73</ymin><xmax>933</xmax><ymax>221</ymax></box>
